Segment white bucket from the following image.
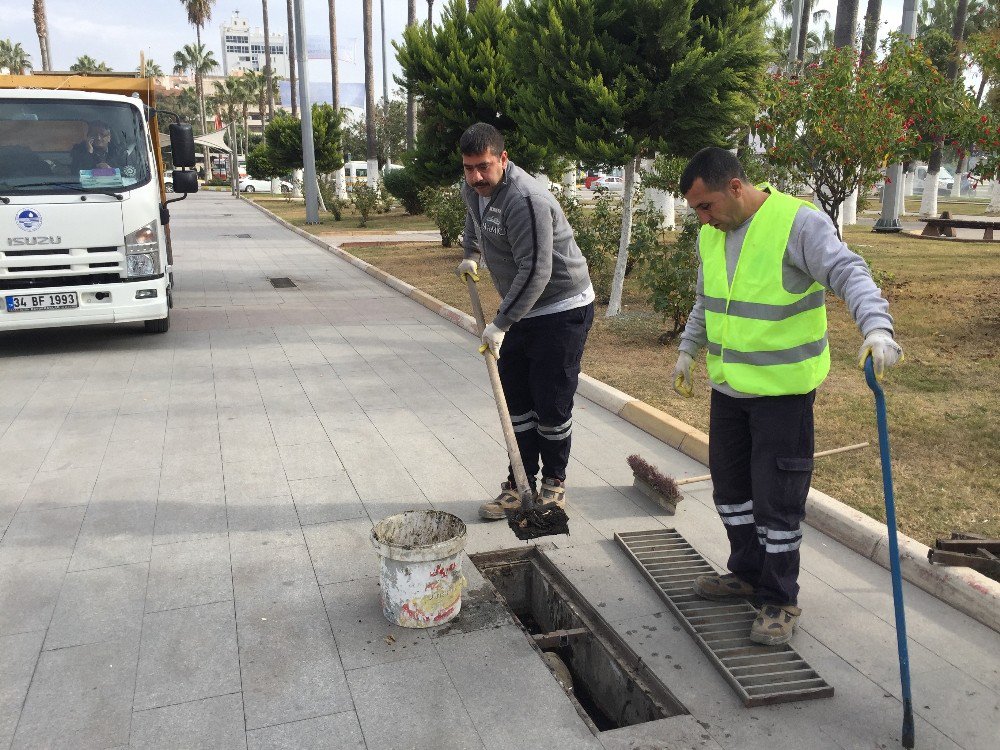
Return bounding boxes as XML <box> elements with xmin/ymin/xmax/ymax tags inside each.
<box><xmin>370</xmin><ymin>510</ymin><xmax>468</xmax><ymax>628</ymax></box>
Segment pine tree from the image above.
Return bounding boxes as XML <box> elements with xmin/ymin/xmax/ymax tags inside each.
<box><xmin>508</xmin><ymin>0</ymin><xmax>771</xmax><ymax>316</ymax></box>
<box><xmin>396</xmin><ymin>0</ymin><xmax>560</xmax><ymax>187</ymax></box>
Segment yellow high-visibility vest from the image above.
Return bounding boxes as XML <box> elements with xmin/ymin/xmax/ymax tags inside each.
<box><xmin>699</xmin><ymin>186</ymin><xmax>830</xmax><ymax>395</ymax></box>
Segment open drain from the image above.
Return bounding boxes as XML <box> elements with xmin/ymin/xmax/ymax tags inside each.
<box><xmin>268</xmin><ymin>277</ymin><xmax>297</xmax><ymax>289</ymax></box>
<box><xmin>470</xmin><ymin>547</ymin><xmax>686</xmax><ymax>734</ymax></box>
<box><xmin>615</xmin><ymin>529</ymin><xmax>834</xmax><ymax>707</ymax></box>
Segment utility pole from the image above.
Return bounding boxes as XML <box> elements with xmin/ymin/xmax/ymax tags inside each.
<box><xmin>873</xmin><ymin>0</ymin><xmax>917</xmax><ymax>233</ymax></box>
<box><xmin>294</xmin><ymin>0</ymin><xmax>319</xmax><ymax>223</ymax></box>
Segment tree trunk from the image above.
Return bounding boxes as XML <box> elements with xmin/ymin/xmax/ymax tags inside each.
<box><xmin>986</xmin><ymin>178</ymin><xmax>1000</xmax><ymax>216</ymax></box>
<box><xmin>797</xmin><ymin>0</ymin><xmax>812</xmax><ymax>62</ymax></box>
<box><xmin>262</xmin><ymin>0</ymin><xmax>275</xmax><ymax>118</ymax></box>
<box><xmin>946</xmin><ymin>0</ymin><xmax>970</xmax><ymax>82</ymax></box>
<box><xmin>406</xmin><ymin>0</ymin><xmax>417</xmax><ymax>151</ymax></box>
<box><xmin>606</xmin><ymin>157</ymin><xmax>638</xmax><ymax>318</ymax></box>
<box><xmin>833</xmin><ymin>0</ymin><xmax>859</xmax><ymax>50</ymax></box>
<box><xmin>33</xmin><ymin>0</ymin><xmax>51</xmax><ymax>71</ymax></box>
<box><xmin>951</xmin><ymin>154</ymin><xmax>967</xmax><ymax>198</ymax></box>
<box><xmin>287</xmin><ymin>0</ymin><xmax>298</xmax><ymax>117</ymax></box>
<box><xmin>363</xmin><ymin>0</ymin><xmax>378</xmax><ymax>186</ymax></box>
<box><xmin>860</xmin><ymin>0</ymin><xmax>881</xmax><ymax>60</ymax></box>
<box><xmin>427</xmin><ymin>0</ymin><xmax>434</xmax><ymax>29</ymax></box>
<box><xmin>919</xmin><ymin>148</ymin><xmax>943</xmax><ymax>218</ymax></box>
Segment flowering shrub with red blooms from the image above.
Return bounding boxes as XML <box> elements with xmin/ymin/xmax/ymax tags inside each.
<box><xmin>752</xmin><ymin>37</ymin><xmax>992</xmax><ymax>235</ymax></box>
<box><xmin>753</xmin><ymin>46</ymin><xmax>919</xmax><ymax>235</ymax></box>
<box><xmin>964</xmin><ymin>30</ymin><xmax>1000</xmax><ymax>183</ymax></box>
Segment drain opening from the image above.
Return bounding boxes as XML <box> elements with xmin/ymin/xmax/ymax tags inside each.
<box><xmin>470</xmin><ymin>547</ymin><xmax>687</xmax><ymax>734</ymax></box>
<box><xmin>269</xmin><ymin>277</ymin><xmax>297</xmax><ymax>288</ymax></box>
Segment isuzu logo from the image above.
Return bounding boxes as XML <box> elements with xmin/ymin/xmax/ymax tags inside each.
<box><xmin>15</xmin><ymin>209</ymin><xmax>42</xmax><ymax>232</ymax></box>
<box><xmin>6</xmin><ymin>236</ymin><xmax>62</xmax><ymax>246</ymax></box>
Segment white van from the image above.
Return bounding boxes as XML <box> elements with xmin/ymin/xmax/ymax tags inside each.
<box><xmin>913</xmin><ymin>164</ymin><xmax>955</xmax><ymax>194</ymax></box>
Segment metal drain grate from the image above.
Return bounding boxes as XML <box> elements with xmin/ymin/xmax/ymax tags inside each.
<box><xmin>269</xmin><ymin>277</ymin><xmax>297</xmax><ymax>288</ymax></box>
<box><xmin>615</xmin><ymin>528</ymin><xmax>834</xmax><ymax>707</ymax></box>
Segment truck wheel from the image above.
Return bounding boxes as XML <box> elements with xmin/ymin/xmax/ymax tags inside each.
<box><xmin>144</xmin><ymin>314</ymin><xmax>170</xmax><ymax>333</ymax></box>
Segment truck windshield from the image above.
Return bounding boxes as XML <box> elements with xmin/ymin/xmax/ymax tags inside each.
<box><xmin>0</xmin><ymin>99</ymin><xmax>151</xmax><ymax>196</ymax></box>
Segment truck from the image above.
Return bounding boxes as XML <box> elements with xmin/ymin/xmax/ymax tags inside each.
<box><xmin>0</xmin><ymin>74</ymin><xmax>198</xmax><ymax>333</ymax></box>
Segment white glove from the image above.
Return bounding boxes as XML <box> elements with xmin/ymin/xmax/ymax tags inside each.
<box><xmin>672</xmin><ymin>351</ymin><xmax>694</xmax><ymax>397</ymax></box>
<box><xmin>858</xmin><ymin>329</ymin><xmax>903</xmax><ymax>381</ymax></box>
<box><xmin>456</xmin><ymin>258</ymin><xmax>479</xmax><ymax>280</ymax></box>
<box><xmin>480</xmin><ymin>322</ymin><xmax>505</xmax><ymax>358</ymax></box>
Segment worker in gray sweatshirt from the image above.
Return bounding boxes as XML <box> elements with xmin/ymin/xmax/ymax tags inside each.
<box><xmin>672</xmin><ymin>147</ymin><xmax>904</xmax><ymax>645</ymax></box>
<box><xmin>454</xmin><ymin>123</ymin><xmax>594</xmax><ymax>521</ymax></box>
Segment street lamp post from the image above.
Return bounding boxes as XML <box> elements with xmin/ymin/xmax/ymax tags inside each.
<box><xmin>293</xmin><ymin>0</ymin><xmax>320</xmax><ymax>223</ymax></box>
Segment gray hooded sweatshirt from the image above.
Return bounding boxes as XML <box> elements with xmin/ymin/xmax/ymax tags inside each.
<box><xmin>462</xmin><ymin>161</ymin><xmax>591</xmax><ymax>331</ymax></box>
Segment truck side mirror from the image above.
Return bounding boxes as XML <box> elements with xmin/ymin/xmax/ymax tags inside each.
<box><xmin>171</xmin><ymin>169</ymin><xmax>199</xmax><ymax>194</ymax></box>
<box><xmin>169</xmin><ymin>123</ymin><xmax>196</xmax><ymax>168</ymax></box>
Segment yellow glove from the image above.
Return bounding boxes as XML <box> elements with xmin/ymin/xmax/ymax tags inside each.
<box><xmin>858</xmin><ymin>329</ymin><xmax>903</xmax><ymax>381</ymax></box>
<box><xmin>672</xmin><ymin>352</ymin><xmax>694</xmax><ymax>398</ymax></box>
<box><xmin>456</xmin><ymin>258</ymin><xmax>479</xmax><ymax>282</ymax></box>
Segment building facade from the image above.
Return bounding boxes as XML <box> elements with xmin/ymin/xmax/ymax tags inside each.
<box><xmin>219</xmin><ymin>11</ymin><xmax>289</xmax><ymax>79</ymax></box>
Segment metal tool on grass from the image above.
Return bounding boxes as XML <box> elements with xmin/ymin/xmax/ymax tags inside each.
<box><xmin>464</xmin><ymin>274</ymin><xmax>570</xmax><ymax>540</ymax></box>
<box><xmin>865</xmin><ymin>356</ymin><xmax>915</xmax><ymax>749</ymax></box>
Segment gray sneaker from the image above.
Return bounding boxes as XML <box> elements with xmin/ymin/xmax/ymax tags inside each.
<box><xmin>479</xmin><ymin>481</ymin><xmax>533</xmax><ymax>521</ymax></box>
<box><xmin>692</xmin><ymin>573</ymin><xmax>755</xmax><ymax>601</ymax></box>
<box><xmin>750</xmin><ymin>604</ymin><xmax>801</xmax><ymax>645</ymax></box>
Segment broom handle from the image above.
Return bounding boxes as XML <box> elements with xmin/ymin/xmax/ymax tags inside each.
<box><xmin>675</xmin><ymin>443</ymin><xmax>870</xmax><ymax>486</ymax></box>
<box><xmin>465</xmin><ymin>276</ymin><xmax>534</xmax><ymax>504</ymax></box>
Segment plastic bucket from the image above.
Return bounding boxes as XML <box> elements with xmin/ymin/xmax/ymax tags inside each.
<box><xmin>370</xmin><ymin>510</ymin><xmax>468</xmax><ymax>628</ymax></box>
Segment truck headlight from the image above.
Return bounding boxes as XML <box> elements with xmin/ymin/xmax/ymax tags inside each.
<box><xmin>124</xmin><ymin>220</ymin><xmax>161</xmax><ymax>277</ymax></box>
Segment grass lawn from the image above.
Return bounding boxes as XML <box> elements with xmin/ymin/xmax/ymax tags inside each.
<box><xmin>247</xmin><ymin>194</ymin><xmax>438</xmax><ymax>234</ymax></box>
<box><xmin>337</xmin><ymin>228</ymin><xmax>999</xmax><ymax>547</ymax></box>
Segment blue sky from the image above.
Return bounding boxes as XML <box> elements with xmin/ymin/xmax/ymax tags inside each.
<box><xmin>4</xmin><ymin>0</ymin><xmax>910</xmax><ymax>93</ymax></box>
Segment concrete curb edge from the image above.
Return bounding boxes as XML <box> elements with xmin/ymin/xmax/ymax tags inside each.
<box><xmin>243</xmin><ymin>196</ymin><xmax>1000</xmax><ymax>634</ymax></box>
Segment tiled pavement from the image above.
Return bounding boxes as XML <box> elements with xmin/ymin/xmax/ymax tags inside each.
<box><xmin>0</xmin><ymin>193</ymin><xmax>996</xmax><ymax>749</ymax></box>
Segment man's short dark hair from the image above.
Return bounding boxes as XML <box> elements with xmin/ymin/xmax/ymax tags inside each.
<box><xmin>679</xmin><ymin>147</ymin><xmax>747</xmax><ymax>195</ymax></box>
<box><xmin>459</xmin><ymin>122</ymin><xmax>505</xmax><ymax>157</ymax></box>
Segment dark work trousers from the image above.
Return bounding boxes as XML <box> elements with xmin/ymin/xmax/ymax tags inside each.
<box><xmin>708</xmin><ymin>388</ymin><xmax>816</xmax><ymax>606</ymax></box>
<box><xmin>497</xmin><ymin>302</ymin><xmax>594</xmax><ymax>487</ymax></box>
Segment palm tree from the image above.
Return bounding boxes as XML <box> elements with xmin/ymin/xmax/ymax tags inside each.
<box><xmin>179</xmin><ymin>0</ymin><xmax>216</xmax><ymax>51</ymax></box>
<box><xmin>70</xmin><ymin>55</ymin><xmax>111</xmax><ymax>73</ymax></box>
<box><xmin>834</xmin><ymin>0</ymin><xmax>859</xmax><ymax>49</ymax></box>
<box><xmin>244</xmin><ymin>69</ymin><xmax>267</xmax><ymax>132</ymax></box>
<box><xmin>406</xmin><ymin>0</ymin><xmax>416</xmax><ymax>150</ymax></box>
<box><xmin>0</xmin><ymin>40</ymin><xmax>33</xmax><ymax>74</ymax></box>
<box><xmin>860</xmin><ymin>0</ymin><xmax>882</xmax><ymax>60</ymax></box>
<box><xmin>426</xmin><ymin>0</ymin><xmax>433</xmax><ymax>29</ymax></box>
<box><xmin>211</xmin><ymin>78</ymin><xmax>243</xmax><ymax>190</ymax></box>
<box><xmin>33</xmin><ymin>0</ymin><xmax>51</xmax><ymax>71</ymax></box>
<box><xmin>173</xmin><ymin>43</ymin><xmax>218</xmax><ymax>136</ymax></box>
<box><xmin>363</xmin><ymin>0</ymin><xmax>378</xmax><ymax>186</ymax></box>
<box><xmin>261</xmin><ymin>0</ymin><xmax>275</xmax><ymax>119</ymax></box>
<box><xmin>138</xmin><ymin>59</ymin><xmax>164</xmax><ymax>77</ymax></box>
<box><xmin>286</xmin><ymin>0</ymin><xmax>298</xmax><ymax>116</ymax></box>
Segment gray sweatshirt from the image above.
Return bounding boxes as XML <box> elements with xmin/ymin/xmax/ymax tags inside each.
<box><xmin>679</xmin><ymin>203</ymin><xmax>894</xmax><ymax>398</ymax></box>
<box><xmin>462</xmin><ymin>162</ymin><xmax>592</xmax><ymax>330</ymax></box>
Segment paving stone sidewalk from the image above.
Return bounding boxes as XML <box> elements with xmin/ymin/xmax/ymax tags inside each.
<box><xmin>0</xmin><ymin>192</ymin><xmax>996</xmax><ymax>750</ymax></box>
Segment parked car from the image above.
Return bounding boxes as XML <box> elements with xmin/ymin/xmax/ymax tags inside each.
<box><xmin>584</xmin><ymin>173</ymin><xmax>606</xmax><ymax>189</ymax></box>
<box><xmin>912</xmin><ymin>166</ymin><xmax>955</xmax><ymax>194</ymax></box>
<box><xmin>591</xmin><ymin>175</ymin><xmax>626</xmax><ymax>192</ymax></box>
<box><xmin>238</xmin><ymin>176</ymin><xmax>292</xmax><ymax>193</ymax></box>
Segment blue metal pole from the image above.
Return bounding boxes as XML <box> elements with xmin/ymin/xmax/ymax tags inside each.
<box><xmin>864</xmin><ymin>357</ymin><xmax>915</xmax><ymax>748</ymax></box>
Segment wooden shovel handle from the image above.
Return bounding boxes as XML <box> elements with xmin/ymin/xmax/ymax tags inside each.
<box><xmin>465</xmin><ymin>276</ymin><xmax>533</xmax><ymax>503</ymax></box>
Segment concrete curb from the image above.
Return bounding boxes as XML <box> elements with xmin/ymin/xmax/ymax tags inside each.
<box><xmin>243</xmin><ymin>196</ymin><xmax>1000</xmax><ymax>634</ymax></box>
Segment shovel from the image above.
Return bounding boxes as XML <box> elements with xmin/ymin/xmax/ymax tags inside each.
<box><xmin>865</xmin><ymin>356</ymin><xmax>914</xmax><ymax>749</ymax></box>
<box><xmin>464</xmin><ymin>274</ymin><xmax>570</xmax><ymax>540</ymax></box>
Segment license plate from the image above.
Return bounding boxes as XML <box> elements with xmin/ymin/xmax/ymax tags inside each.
<box><xmin>5</xmin><ymin>292</ymin><xmax>79</xmax><ymax>312</ymax></box>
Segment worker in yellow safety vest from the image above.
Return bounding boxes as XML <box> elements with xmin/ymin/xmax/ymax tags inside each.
<box><xmin>672</xmin><ymin>147</ymin><xmax>903</xmax><ymax>646</ymax></box>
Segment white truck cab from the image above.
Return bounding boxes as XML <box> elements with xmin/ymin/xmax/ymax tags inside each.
<box><xmin>0</xmin><ymin>75</ymin><xmax>197</xmax><ymax>333</ymax></box>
